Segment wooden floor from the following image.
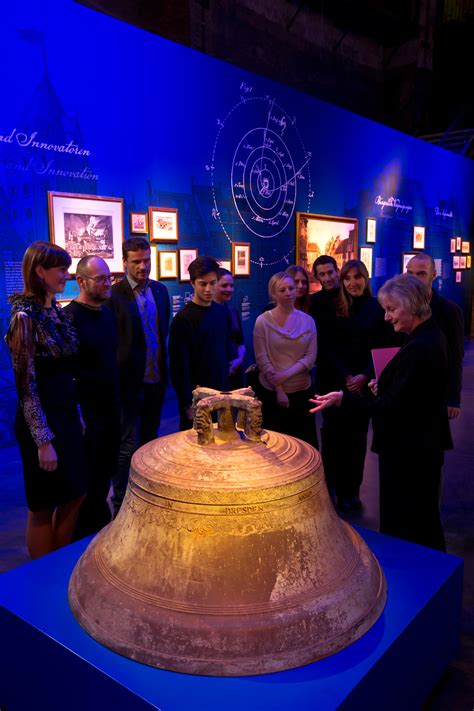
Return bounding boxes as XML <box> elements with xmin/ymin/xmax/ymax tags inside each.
<box><xmin>0</xmin><ymin>344</ymin><xmax>473</xmax><ymax>708</ymax></box>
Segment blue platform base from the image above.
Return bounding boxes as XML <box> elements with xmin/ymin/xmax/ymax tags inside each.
<box><xmin>0</xmin><ymin>527</ymin><xmax>463</xmax><ymax>711</ymax></box>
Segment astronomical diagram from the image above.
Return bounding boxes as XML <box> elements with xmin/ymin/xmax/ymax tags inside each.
<box><xmin>208</xmin><ymin>86</ymin><xmax>313</xmax><ymax>267</ymax></box>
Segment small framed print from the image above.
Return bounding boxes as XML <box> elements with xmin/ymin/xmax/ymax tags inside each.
<box><xmin>413</xmin><ymin>225</ymin><xmax>425</xmax><ymax>250</ymax></box>
<box><xmin>461</xmin><ymin>241</ymin><xmax>470</xmax><ymax>254</ymax></box>
<box><xmin>455</xmin><ymin>271</ymin><xmax>462</xmax><ymax>283</ymax></box>
<box><xmin>149</xmin><ymin>206</ymin><xmax>178</xmax><ymax>243</ymax></box>
<box><xmin>453</xmin><ymin>255</ymin><xmax>460</xmax><ymax>269</ymax></box>
<box><xmin>366</xmin><ymin>218</ymin><xmax>376</xmax><ymax>243</ymax></box>
<box><xmin>467</xmin><ymin>255</ymin><xmax>472</xmax><ymax>269</ymax></box>
<box><xmin>402</xmin><ymin>252</ymin><xmax>416</xmax><ymax>272</ymax></box>
<box><xmin>217</xmin><ymin>259</ymin><xmax>232</xmax><ymax>271</ymax></box>
<box><xmin>450</xmin><ymin>238</ymin><xmax>456</xmax><ymax>253</ymax></box>
<box><xmin>179</xmin><ymin>248</ymin><xmax>198</xmax><ymax>282</ymax></box>
<box><xmin>456</xmin><ymin>237</ymin><xmax>462</xmax><ymax>251</ymax></box>
<box><xmin>460</xmin><ymin>256</ymin><xmax>467</xmax><ymax>270</ymax></box>
<box><xmin>158</xmin><ymin>250</ymin><xmax>178</xmax><ymax>279</ymax></box>
<box><xmin>359</xmin><ymin>246</ymin><xmax>373</xmax><ymax>278</ymax></box>
<box><xmin>129</xmin><ymin>211</ymin><xmax>148</xmax><ymax>234</ymax></box>
<box><xmin>231</xmin><ymin>242</ymin><xmax>250</xmax><ymax>277</ymax></box>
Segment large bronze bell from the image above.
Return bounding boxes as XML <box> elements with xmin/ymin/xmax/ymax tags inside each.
<box><xmin>69</xmin><ymin>388</ymin><xmax>386</xmax><ymax>676</ymax></box>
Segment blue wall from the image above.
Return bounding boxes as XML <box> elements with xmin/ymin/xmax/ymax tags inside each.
<box><xmin>0</xmin><ymin>0</ymin><xmax>473</xmax><ymax>445</ymax></box>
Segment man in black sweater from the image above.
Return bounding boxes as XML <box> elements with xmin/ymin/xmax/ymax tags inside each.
<box><xmin>407</xmin><ymin>253</ymin><xmax>464</xmax><ymax>418</ymax></box>
<box><xmin>65</xmin><ymin>256</ymin><xmax>120</xmax><ymax>536</ymax></box>
<box><xmin>169</xmin><ymin>255</ymin><xmax>230</xmax><ymax>430</ymax></box>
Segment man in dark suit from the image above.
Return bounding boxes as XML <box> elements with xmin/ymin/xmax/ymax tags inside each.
<box><xmin>406</xmin><ymin>253</ymin><xmax>464</xmax><ymax>419</ymax></box>
<box><xmin>107</xmin><ymin>237</ymin><xmax>170</xmax><ymax>515</ymax></box>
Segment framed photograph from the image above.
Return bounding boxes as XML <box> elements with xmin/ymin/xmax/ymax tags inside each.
<box><xmin>48</xmin><ymin>192</ymin><xmax>124</xmax><ymax>274</ymax></box>
<box><xmin>461</xmin><ymin>241</ymin><xmax>470</xmax><ymax>254</ymax></box>
<box><xmin>456</xmin><ymin>237</ymin><xmax>462</xmax><ymax>251</ymax></box>
<box><xmin>450</xmin><ymin>238</ymin><xmax>456</xmax><ymax>253</ymax></box>
<box><xmin>149</xmin><ymin>207</ymin><xmax>178</xmax><ymax>242</ymax></box>
<box><xmin>359</xmin><ymin>246</ymin><xmax>373</xmax><ymax>278</ymax></box>
<box><xmin>402</xmin><ymin>252</ymin><xmax>416</xmax><ymax>272</ymax></box>
<box><xmin>232</xmin><ymin>242</ymin><xmax>251</xmax><ymax>277</ymax></box>
<box><xmin>296</xmin><ymin>213</ymin><xmax>358</xmax><ymax>284</ymax></box>
<box><xmin>413</xmin><ymin>225</ymin><xmax>425</xmax><ymax>250</ymax></box>
<box><xmin>217</xmin><ymin>259</ymin><xmax>232</xmax><ymax>272</ymax></box>
<box><xmin>129</xmin><ymin>211</ymin><xmax>148</xmax><ymax>234</ymax></box>
<box><xmin>453</xmin><ymin>256</ymin><xmax>460</xmax><ymax>269</ymax></box>
<box><xmin>467</xmin><ymin>256</ymin><xmax>472</xmax><ymax>269</ymax></box>
<box><xmin>455</xmin><ymin>271</ymin><xmax>462</xmax><ymax>283</ymax></box>
<box><xmin>366</xmin><ymin>218</ymin><xmax>376</xmax><ymax>243</ymax></box>
<box><xmin>179</xmin><ymin>248</ymin><xmax>198</xmax><ymax>282</ymax></box>
<box><xmin>460</xmin><ymin>256</ymin><xmax>467</xmax><ymax>270</ymax></box>
<box><xmin>158</xmin><ymin>250</ymin><xmax>178</xmax><ymax>279</ymax></box>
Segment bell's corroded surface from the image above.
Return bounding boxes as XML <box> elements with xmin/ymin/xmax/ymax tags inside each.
<box><xmin>69</xmin><ymin>388</ymin><xmax>387</xmax><ymax>676</ymax></box>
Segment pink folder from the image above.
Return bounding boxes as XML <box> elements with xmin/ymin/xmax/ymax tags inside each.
<box><xmin>371</xmin><ymin>347</ymin><xmax>400</xmax><ymax>380</ymax></box>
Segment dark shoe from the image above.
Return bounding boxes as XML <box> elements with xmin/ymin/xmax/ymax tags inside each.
<box><xmin>349</xmin><ymin>495</ymin><xmax>362</xmax><ymax>511</ymax></box>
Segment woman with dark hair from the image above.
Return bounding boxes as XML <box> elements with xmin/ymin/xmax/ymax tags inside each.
<box><xmin>6</xmin><ymin>241</ymin><xmax>87</xmax><ymax>559</ymax></box>
<box><xmin>214</xmin><ymin>267</ymin><xmax>246</xmax><ymax>389</ymax></box>
<box><xmin>321</xmin><ymin>259</ymin><xmax>395</xmax><ymax>512</ymax></box>
<box><xmin>284</xmin><ymin>265</ymin><xmax>311</xmax><ymax>313</ymax></box>
<box><xmin>311</xmin><ymin>274</ymin><xmax>451</xmax><ymax>551</ymax></box>
<box><xmin>253</xmin><ymin>271</ymin><xmax>318</xmax><ymax>448</ymax></box>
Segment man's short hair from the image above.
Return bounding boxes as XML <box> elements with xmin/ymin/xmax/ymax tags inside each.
<box><xmin>76</xmin><ymin>255</ymin><xmax>96</xmax><ymax>277</ymax></box>
<box><xmin>189</xmin><ymin>255</ymin><xmax>220</xmax><ymax>282</ymax></box>
<box><xmin>408</xmin><ymin>253</ymin><xmax>436</xmax><ymax>275</ymax></box>
<box><xmin>312</xmin><ymin>255</ymin><xmax>338</xmax><ymax>277</ymax></box>
<box><xmin>122</xmin><ymin>237</ymin><xmax>150</xmax><ymax>260</ymax></box>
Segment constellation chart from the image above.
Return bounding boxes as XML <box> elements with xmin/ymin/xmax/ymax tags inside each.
<box><xmin>207</xmin><ymin>85</ymin><xmax>313</xmax><ymax>267</ymax></box>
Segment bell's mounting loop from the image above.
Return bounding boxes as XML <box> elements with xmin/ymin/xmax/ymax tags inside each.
<box><xmin>192</xmin><ymin>387</ymin><xmax>262</xmax><ymax>445</ymax></box>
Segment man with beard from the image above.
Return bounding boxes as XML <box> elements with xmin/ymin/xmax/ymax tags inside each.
<box><xmin>65</xmin><ymin>255</ymin><xmax>120</xmax><ymax>536</ymax></box>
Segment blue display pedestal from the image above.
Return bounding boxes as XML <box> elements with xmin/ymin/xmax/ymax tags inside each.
<box><xmin>0</xmin><ymin>527</ymin><xmax>463</xmax><ymax>711</ymax></box>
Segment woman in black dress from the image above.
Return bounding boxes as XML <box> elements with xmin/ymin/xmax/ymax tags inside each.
<box><xmin>214</xmin><ymin>267</ymin><xmax>246</xmax><ymax>389</ymax></box>
<box><xmin>6</xmin><ymin>241</ymin><xmax>87</xmax><ymax>559</ymax></box>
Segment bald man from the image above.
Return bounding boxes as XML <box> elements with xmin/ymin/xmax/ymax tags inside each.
<box><xmin>406</xmin><ymin>253</ymin><xmax>464</xmax><ymax>418</ymax></box>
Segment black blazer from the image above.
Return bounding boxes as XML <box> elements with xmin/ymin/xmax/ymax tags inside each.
<box><xmin>370</xmin><ymin>317</ymin><xmax>453</xmax><ymax>455</ymax></box>
<box><xmin>430</xmin><ymin>289</ymin><xmax>464</xmax><ymax>408</ymax></box>
<box><xmin>107</xmin><ymin>278</ymin><xmax>170</xmax><ymax>397</ymax></box>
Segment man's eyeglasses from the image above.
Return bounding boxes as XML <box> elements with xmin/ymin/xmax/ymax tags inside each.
<box><xmin>82</xmin><ymin>274</ymin><xmax>113</xmax><ymax>285</ymax></box>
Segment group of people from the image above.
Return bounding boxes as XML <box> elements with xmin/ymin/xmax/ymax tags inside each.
<box><xmin>7</xmin><ymin>238</ymin><xmax>463</xmax><ymax>559</ymax></box>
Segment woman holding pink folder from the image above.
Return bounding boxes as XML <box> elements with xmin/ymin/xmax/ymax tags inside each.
<box><xmin>310</xmin><ymin>274</ymin><xmax>452</xmax><ymax>551</ymax></box>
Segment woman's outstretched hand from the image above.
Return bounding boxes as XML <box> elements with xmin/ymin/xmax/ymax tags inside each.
<box><xmin>309</xmin><ymin>391</ymin><xmax>343</xmax><ymax>413</ymax></box>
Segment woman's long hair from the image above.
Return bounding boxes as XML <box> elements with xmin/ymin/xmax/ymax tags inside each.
<box><xmin>284</xmin><ymin>265</ymin><xmax>310</xmax><ymax>313</ymax></box>
<box><xmin>22</xmin><ymin>241</ymin><xmax>71</xmax><ymax>303</ymax></box>
<box><xmin>335</xmin><ymin>259</ymin><xmax>371</xmax><ymax>318</ymax></box>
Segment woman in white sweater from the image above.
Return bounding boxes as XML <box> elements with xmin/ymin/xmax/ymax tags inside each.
<box><xmin>253</xmin><ymin>272</ymin><xmax>318</xmax><ymax>448</ymax></box>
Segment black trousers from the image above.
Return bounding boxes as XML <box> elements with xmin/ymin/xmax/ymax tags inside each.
<box><xmin>378</xmin><ymin>449</ymin><xmax>446</xmax><ymax>552</ymax></box>
<box><xmin>256</xmin><ymin>383</ymin><xmax>319</xmax><ymax>450</ymax></box>
<box><xmin>320</xmin><ymin>402</ymin><xmax>370</xmax><ymax>499</ymax></box>
<box><xmin>112</xmin><ymin>381</ymin><xmax>166</xmax><ymax>513</ymax></box>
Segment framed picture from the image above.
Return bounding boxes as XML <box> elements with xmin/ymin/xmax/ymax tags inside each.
<box><xmin>217</xmin><ymin>259</ymin><xmax>232</xmax><ymax>272</ymax></box>
<box><xmin>179</xmin><ymin>248</ymin><xmax>198</xmax><ymax>282</ymax></box>
<box><xmin>402</xmin><ymin>252</ymin><xmax>416</xmax><ymax>272</ymax></box>
<box><xmin>450</xmin><ymin>238</ymin><xmax>456</xmax><ymax>253</ymax></box>
<box><xmin>456</xmin><ymin>237</ymin><xmax>462</xmax><ymax>251</ymax></box>
<box><xmin>149</xmin><ymin>207</ymin><xmax>178</xmax><ymax>243</ymax></box>
<box><xmin>453</xmin><ymin>256</ymin><xmax>460</xmax><ymax>269</ymax></box>
<box><xmin>467</xmin><ymin>256</ymin><xmax>472</xmax><ymax>269</ymax></box>
<box><xmin>47</xmin><ymin>192</ymin><xmax>124</xmax><ymax>274</ymax></box>
<box><xmin>129</xmin><ymin>211</ymin><xmax>148</xmax><ymax>234</ymax></box>
<box><xmin>455</xmin><ymin>271</ymin><xmax>462</xmax><ymax>283</ymax></box>
<box><xmin>231</xmin><ymin>242</ymin><xmax>251</xmax><ymax>277</ymax></box>
<box><xmin>158</xmin><ymin>250</ymin><xmax>178</xmax><ymax>279</ymax></box>
<box><xmin>359</xmin><ymin>246</ymin><xmax>373</xmax><ymax>278</ymax></box>
<box><xmin>460</xmin><ymin>256</ymin><xmax>467</xmax><ymax>270</ymax></box>
<box><xmin>295</xmin><ymin>213</ymin><xmax>358</xmax><ymax>284</ymax></box>
<box><xmin>413</xmin><ymin>225</ymin><xmax>425</xmax><ymax>250</ymax></box>
<box><xmin>461</xmin><ymin>241</ymin><xmax>470</xmax><ymax>254</ymax></box>
<box><xmin>366</xmin><ymin>218</ymin><xmax>376</xmax><ymax>244</ymax></box>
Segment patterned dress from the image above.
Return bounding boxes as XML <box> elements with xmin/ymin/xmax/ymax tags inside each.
<box><xmin>7</xmin><ymin>295</ymin><xmax>87</xmax><ymax>511</ymax></box>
